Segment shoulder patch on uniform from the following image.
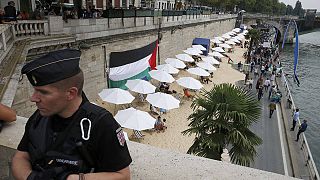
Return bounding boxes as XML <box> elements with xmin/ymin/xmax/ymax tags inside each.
<box><xmin>116</xmin><ymin>127</ymin><xmax>126</xmax><ymax>146</ymax></box>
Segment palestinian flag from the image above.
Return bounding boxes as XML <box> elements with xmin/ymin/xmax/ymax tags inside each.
<box><xmin>108</xmin><ymin>40</ymin><xmax>158</xmax><ymax>89</ymax></box>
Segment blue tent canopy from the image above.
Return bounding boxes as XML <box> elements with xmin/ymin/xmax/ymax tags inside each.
<box><xmin>192</xmin><ymin>38</ymin><xmax>210</xmax><ymax>56</ymax></box>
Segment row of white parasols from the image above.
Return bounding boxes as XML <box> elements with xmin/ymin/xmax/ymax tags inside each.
<box><xmin>98</xmin><ymin>33</ymin><xmax>246</xmax><ymax>131</ymax></box>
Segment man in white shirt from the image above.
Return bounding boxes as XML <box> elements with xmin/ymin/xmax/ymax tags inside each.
<box><xmin>263</xmin><ymin>78</ymin><xmax>271</xmax><ymax>92</ymax></box>
<box><xmin>291</xmin><ymin>109</ymin><xmax>300</xmax><ymax>131</ymax></box>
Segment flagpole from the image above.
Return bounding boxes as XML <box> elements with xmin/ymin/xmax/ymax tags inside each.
<box><xmin>157</xmin><ymin>17</ymin><xmax>162</xmax><ymax>65</ymax></box>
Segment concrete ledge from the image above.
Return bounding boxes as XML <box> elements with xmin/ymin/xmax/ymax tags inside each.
<box><xmin>0</xmin><ymin>116</ymin><xmax>297</xmax><ymax>180</ymax></box>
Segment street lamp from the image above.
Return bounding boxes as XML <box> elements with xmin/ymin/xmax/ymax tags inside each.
<box><xmin>239</xmin><ymin>9</ymin><xmax>246</xmax><ymax>25</ymax></box>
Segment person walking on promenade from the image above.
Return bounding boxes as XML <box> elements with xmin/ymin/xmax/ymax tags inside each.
<box><xmin>256</xmin><ymin>76</ymin><xmax>263</xmax><ymax>93</ymax></box>
<box><xmin>250</xmin><ymin>61</ymin><xmax>255</xmax><ymax>73</ymax></box>
<box><xmin>269</xmin><ymin>102</ymin><xmax>276</xmax><ymax>118</ymax></box>
<box><xmin>248</xmin><ymin>78</ymin><xmax>253</xmax><ymax>90</ymax></box>
<box><xmin>269</xmin><ymin>85</ymin><xmax>276</xmax><ymax>99</ymax></box>
<box><xmin>291</xmin><ymin>108</ymin><xmax>300</xmax><ymax>131</ymax></box>
<box><xmin>254</xmin><ymin>67</ymin><xmax>259</xmax><ymax>78</ymax></box>
<box><xmin>270</xmin><ymin>72</ymin><xmax>276</xmax><ymax>85</ymax></box>
<box><xmin>258</xmin><ymin>86</ymin><xmax>264</xmax><ymax>101</ymax></box>
<box><xmin>296</xmin><ymin>120</ymin><xmax>308</xmax><ymax>141</ymax></box>
<box><xmin>263</xmin><ymin>78</ymin><xmax>271</xmax><ymax>92</ymax></box>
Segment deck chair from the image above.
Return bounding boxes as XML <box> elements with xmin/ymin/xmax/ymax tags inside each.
<box><xmin>131</xmin><ymin>130</ymin><xmax>145</xmax><ymax>142</ymax></box>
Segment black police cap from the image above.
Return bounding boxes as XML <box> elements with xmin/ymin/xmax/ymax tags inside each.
<box><xmin>21</xmin><ymin>49</ymin><xmax>81</xmax><ymax>86</ymax></box>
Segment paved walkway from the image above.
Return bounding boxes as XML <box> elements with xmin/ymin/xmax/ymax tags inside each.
<box><xmin>238</xmin><ymin>68</ymin><xmax>312</xmax><ymax>179</ymax></box>
<box><xmin>243</xmin><ymin>72</ymin><xmax>285</xmax><ymax>175</ymax></box>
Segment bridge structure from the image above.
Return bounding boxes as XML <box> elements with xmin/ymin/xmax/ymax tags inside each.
<box><xmin>243</xmin><ymin>13</ymin><xmax>301</xmax><ymax>44</ymax></box>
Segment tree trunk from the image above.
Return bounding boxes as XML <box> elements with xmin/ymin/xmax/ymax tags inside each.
<box><xmin>246</xmin><ymin>40</ymin><xmax>253</xmax><ymax>64</ymax></box>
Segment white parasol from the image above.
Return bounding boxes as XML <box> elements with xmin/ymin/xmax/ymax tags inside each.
<box><xmin>146</xmin><ymin>92</ymin><xmax>180</xmax><ymax>110</ymax></box>
<box><xmin>99</xmin><ymin>88</ymin><xmax>134</xmax><ymax>104</ymax></box>
<box><xmin>202</xmin><ymin>56</ymin><xmax>220</xmax><ymax>65</ymax></box>
<box><xmin>148</xmin><ymin>70</ymin><xmax>175</xmax><ymax>83</ymax></box>
<box><xmin>212</xmin><ymin>47</ymin><xmax>225</xmax><ymax>53</ymax></box>
<box><xmin>176</xmin><ymin>54</ymin><xmax>194</xmax><ymax>62</ymax></box>
<box><xmin>197</xmin><ymin>62</ymin><xmax>217</xmax><ymax>71</ymax></box>
<box><xmin>225</xmin><ymin>41</ymin><xmax>236</xmax><ymax>45</ymax></box>
<box><xmin>208</xmin><ymin>52</ymin><xmax>224</xmax><ymax>58</ymax></box>
<box><xmin>187</xmin><ymin>67</ymin><xmax>210</xmax><ymax>76</ymax></box>
<box><xmin>156</xmin><ymin>64</ymin><xmax>179</xmax><ymax>74</ymax></box>
<box><xmin>115</xmin><ymin>107</ymin><xmax>156</xmax><ymax>131</ymax></box>
<box><xmin>176</xmin><ymin>77</ymin><xmax>203</xmax><ymax>90</ymax></box>
<box><xmin>125</xmin><ymin>79</ymin><xmax>156</xmax><ymax>94</ymax></box>
<box><xmin>219</xmin><ymin>43</ymin><xmax>232</xmax><ymax>49</ymax></box>
<box><xmin>165</xmin><ymin>58</ymin><xmax>186</xmax><ymax>69</ymax></box>
<box><xmin>192</xmin><ymin>44</ymin><xmax>206</xmax><ymax>51</ymax></box>
<box><xmin>183</xmin><ymin>48</ymin><xmax>201</xmax><ymax>56</ymax></box>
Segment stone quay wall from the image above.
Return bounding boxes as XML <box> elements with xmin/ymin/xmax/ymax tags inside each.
<box><xmin>11</xmin><ymin>17</ymin><xmax>236</xmax><ymax>118</ymax></box>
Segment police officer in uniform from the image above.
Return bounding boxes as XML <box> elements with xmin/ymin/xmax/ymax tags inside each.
<box><xmin>12</xmin><ymin>49</ymin><xmax>132</xmax><ymax>180</ymax></box>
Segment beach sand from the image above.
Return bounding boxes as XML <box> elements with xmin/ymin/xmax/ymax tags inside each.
<box><xmin>98</xmin><ymin>46</ymin><xmax>247</xmax><ymax>154</ymax></box>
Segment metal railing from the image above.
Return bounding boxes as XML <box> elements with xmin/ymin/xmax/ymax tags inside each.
<box><xmin>101</xmin><ymin>9</ymin><xmax>213</xmax><ymax>18</ymax></box>
<box><xmin>281</xmin><ymin>73</ymin><xmax>320</xmax><ymax>180</ymax></box>
<box><xmin>244</xmin><ymin>13</ymin><xmax>299</xmax><ymax>20</ymax></box>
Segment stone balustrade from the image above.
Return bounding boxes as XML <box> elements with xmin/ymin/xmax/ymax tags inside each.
<box><xmin>14</xmin><ymin>20</ymin><xmax>48</xmax><ymax>37</ymax></box>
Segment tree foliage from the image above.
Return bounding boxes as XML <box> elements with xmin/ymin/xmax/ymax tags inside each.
<box><xmin>196</xmin><ymin>0</ymin><xmax>304</xmax><ymax>16</ymax></box>
<box><xmin>182</xmin><ymin>84</ymin><xmax>262</xmax><ymax>166</ymax></box>
<box><xmin>245</xmin><ymin>29</ymin><xmax>261</xmax><ymax>63</ymax></box>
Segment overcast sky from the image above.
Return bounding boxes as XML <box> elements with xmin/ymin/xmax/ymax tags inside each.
<box><xmin>279</xmin><ymin>0</ymin><xmax>320</xmax><ymax>11</ymax></box>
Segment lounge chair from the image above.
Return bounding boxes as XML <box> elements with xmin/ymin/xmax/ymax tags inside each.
<box><xmin>131</xmin><ymin>130</ymin><xmax>145</xmax><ymax>142</ymax></box>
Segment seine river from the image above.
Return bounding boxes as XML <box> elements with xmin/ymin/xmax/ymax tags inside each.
<box><xmin>280</xmin><ymin>30</ymin><xmax>320</xmax><ymax>170</ymax></box>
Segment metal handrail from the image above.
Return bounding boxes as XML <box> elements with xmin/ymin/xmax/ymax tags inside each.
<box><xmin>281</xmin><ymin>73</ymin><xmax>320</xmax><ymax>180</ymax></box>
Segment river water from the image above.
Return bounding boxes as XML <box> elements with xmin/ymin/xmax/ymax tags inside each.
<box><xmin>280</xmin><ymin>30</ymin><xmax>320</xmax><ymax>170</ymax></box>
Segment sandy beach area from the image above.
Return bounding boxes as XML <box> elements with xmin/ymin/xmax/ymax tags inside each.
<box><xmin>98</xmin><ymin>46</ymin><xmax>247</xmax><ymax>154</ymax></box>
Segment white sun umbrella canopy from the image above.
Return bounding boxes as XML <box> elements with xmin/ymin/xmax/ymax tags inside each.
<box><xmin>222</xmin><ymin>34</ymin><xmax>232</xmax><ymax>39</ymax></box>
<box><xmin>115</xmin><ymin>107</ymin><xmax>156</xmax><ymax>131</ymax></box>
<box><xmin>183</xmin><ymin>49</ymin><xmax>201</xmax><ymax>56</ymax></box>
<box><xmin>208</xmin><ymin>52</ymin><xmax>224</xmax><ymax>58</ymax></box>
<box><xmin>187</xmin><ymin>47</ymin><xmax>202</xmax><ymax>53</ymax></box>
<box><xmin>227</xmin><ymin>31</ymin><xmax>236</xmax><ymax>36</ymax></box>
<box><xmin>156</xmin><ymin>64</ymin><xmax>179</xmax><ymax>74</ymax></box>
<box><xmin>238</xmin><ymin>34</ymin><xmax>245</xmax><ymax>39</ymax></box>
<box><xmin>148</xmin><ymin>70</ymin><xmax>175</xmax><ymax>83</ymax></box>
<box><xmin>234</xmin><ymin>36</ymin><xmax>243</xmax><ymax>41</ymax></box>
<box><xmin>219</xmin><ymin>43</ymin><xmax>232</xmax><ymax>49</ymax></box>
<box><xmin>212</xmin><ymin>47</ymin><xmax>225</xmax><ymax>53</ymax></box>
<box><xmin>215</xmin><ymin>37</ymin><xmax>224</xmax><ymax>41</ymax></box>
<box><xmin>211</xmin><ymin>39</ymin><xmax>222</xmax><ymax>44</ymax></box>
<box><xmin>125</xmin><ymin>79</ymin><xmax>156</xmax><ymax>94</ymax></box>
<box><xmin>165</xmin><ymin>58</ymin><xmax>186</xmax><ymax>69</ymax></box>
<box><xmin>225</xmin><ymin>40</ymin><xmax>236</xmax><ymax>45</ymax></box>
<box><xmin>197</xmin><ymin>62</ymin><xmax>217</xmax><ymax>71</ymax></box>
<box><xmin>176</xmin><ymin>77</ymin><xmax>203</xmax><ymax>90</ymax></box>
<box><xmin>202</xmin><ymin>56</ymin><xmax>220</xmax><ymax>65</ymax></box>
<box><xmin>146</xmin><ymin>92</ymin><xmax>180</xmax><ymax>110</ymax></box>
<box><xmin>192</xmin><ymin>44</ymin><xmax>206</xmax><ymax>51</ymax></box>
<box><xmin>99</xmin><ymin>88</ymin><xmax>134</xmax><ymax>105</ymax></box>
<box><xmin>176</xmin><ymin>54</ymin><xmax>194</xmax><ymax>62</ymax></box>
<box><xmin>187</xmin><ymin>67</ymin><xmax>210</xmax><ymax>76</ymax></box>
<box><xmin>230</xmin><ymin>38</ymin><xmax>241</xmax><ymax>44</ymax></box>
<box><xmin>232</xmin><ymin>28</ymin><xmax>241</xmax><ymax>33</ymax></box>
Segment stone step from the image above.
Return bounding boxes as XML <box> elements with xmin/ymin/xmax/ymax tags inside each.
<box><xmin>0</xmin><ymin>40</ymin><xmax>29</xmax><ymax>100</ymax></box>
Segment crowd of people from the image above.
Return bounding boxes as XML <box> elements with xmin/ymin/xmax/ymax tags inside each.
<box><xmin>244</xmin><ymin>32</ymin><xmax>307</xmax><ymax>143</ymax></box>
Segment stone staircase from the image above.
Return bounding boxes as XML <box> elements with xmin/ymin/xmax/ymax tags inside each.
<box><xmin>0</xmin><ymin>40</ymin><xmax>29</xmax><ymax>102</ymax></box>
